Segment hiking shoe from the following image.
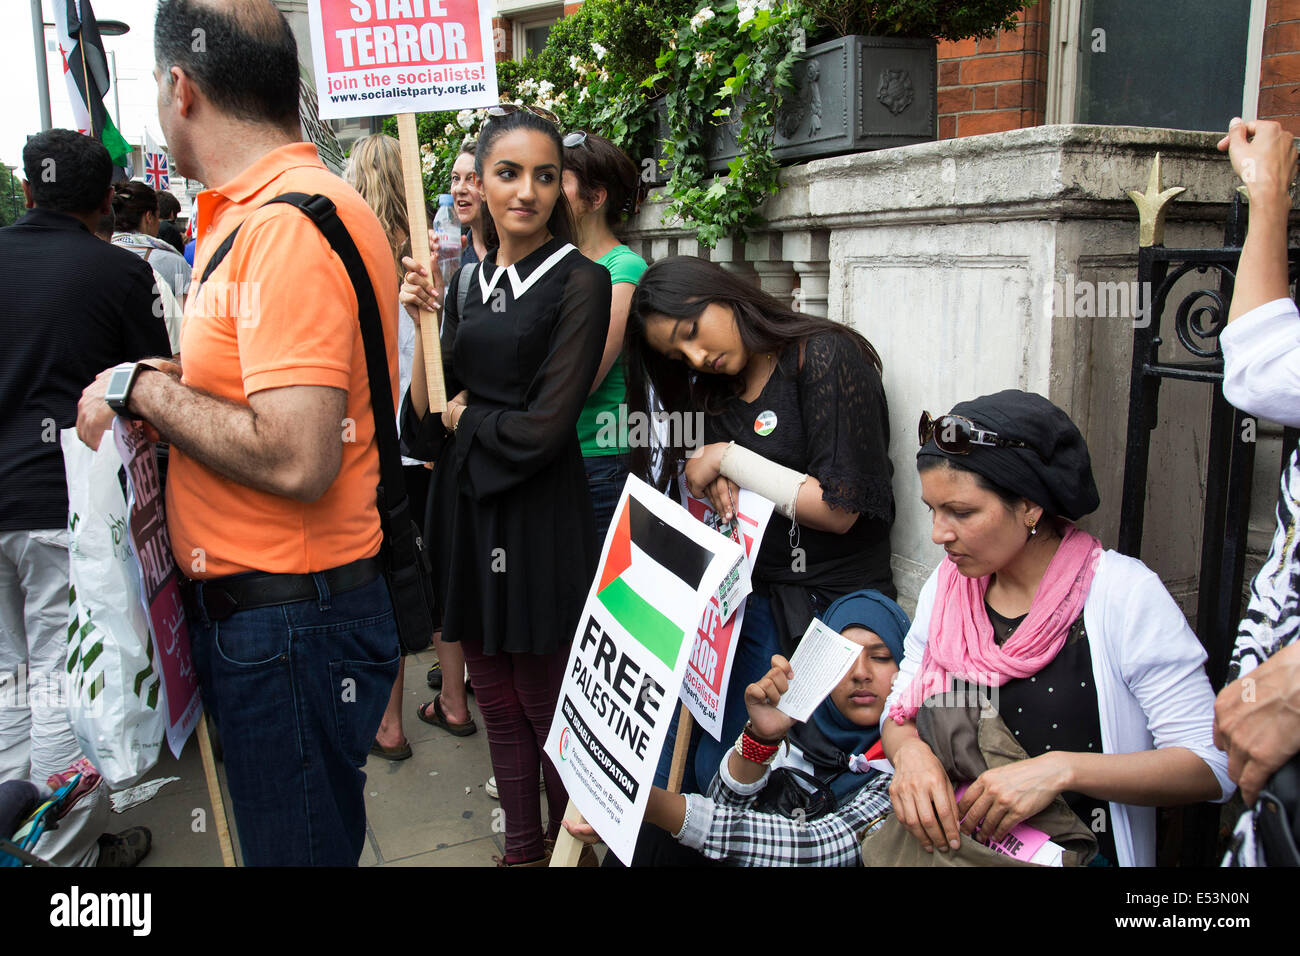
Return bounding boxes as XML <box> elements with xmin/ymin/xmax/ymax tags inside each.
<box><xmin>426</xmin><ymin>660</ymin><xmax>442</xmax><ymax>689</ymax></box>
<box><xmin>95</xmin><ymin>826</ymin><xmax>152</xmax><ymax>867</ymax></box>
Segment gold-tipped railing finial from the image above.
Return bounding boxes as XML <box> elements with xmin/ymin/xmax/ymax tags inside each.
<box><xmin>1127</xmin><ymin>152</ymin><xmax>1187</xmax><ymax>247</ymax></box>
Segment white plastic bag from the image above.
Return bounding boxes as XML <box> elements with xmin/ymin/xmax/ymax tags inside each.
<box><xmin>60</xmin><ymin>428</ymin><xmax>163</xmax><ymax>787</ymax></box>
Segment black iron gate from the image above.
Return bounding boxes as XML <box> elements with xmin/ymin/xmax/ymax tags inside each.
<box><xmin>1118</xmin><ymin>192</ymin><xmax>1300</xmax><ymax>866</ymax></box>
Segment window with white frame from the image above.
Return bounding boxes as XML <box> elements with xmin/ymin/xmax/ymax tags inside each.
<box><xmin>1047</xmin><ymin>0</ymin><xmax>1265</xmax><ymax>129</ymax></box>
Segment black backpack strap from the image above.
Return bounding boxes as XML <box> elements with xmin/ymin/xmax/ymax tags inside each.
<box><xmin>266</xmin><ymin>193</ymin><xmax>406</xmax><ymax>515</ymax></box>
<box><xmin>200</xmin><ymin>191</ymin><xmax>408</xmax><ymax>521</ymax></box>
<box><xmin>200</xmin><ymin>224</ymin><xmax>243</xmax><ymax>284</ymax></box>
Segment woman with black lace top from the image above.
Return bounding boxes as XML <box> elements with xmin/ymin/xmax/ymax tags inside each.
<box><xmin>624</xmin><ymin>255</ymin><xmax>896</xmax><ymax>806</ymax></box>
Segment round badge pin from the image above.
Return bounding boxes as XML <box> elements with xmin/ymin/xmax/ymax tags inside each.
<box><xmin>754</xmin><ymin>410</ymin><xmax>777</xmax><ymax>436</ymax></box>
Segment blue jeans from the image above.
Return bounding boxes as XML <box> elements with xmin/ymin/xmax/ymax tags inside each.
<box><xmin>584</xmin><ymin>455</ymin><xmax>630</xmax><ymax>548</ymax></box>
<box><xmin>653</xmin><ymin>593</ymin><xmax>781</xmax><ymax>794</ymax></box>
<box><xmin>189</xmin><ymin>573</ymin><xmax>400</xmax><ymax>866</ymax></box>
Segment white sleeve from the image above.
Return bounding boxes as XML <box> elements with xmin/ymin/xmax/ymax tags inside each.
<box><xmin>1220</xmin><ymin>298</ymin><xmax>1300</xmax><ymax>427</ymax></box>
<box><xmin>881</xmin><ymin>563</ymin><xmax>941</xmax><ymax>727</ymax></box>
<box><xmin>1112</xmin><ymin>564</ymin><xmax>1235</xmax><ymax>803</ymax></box>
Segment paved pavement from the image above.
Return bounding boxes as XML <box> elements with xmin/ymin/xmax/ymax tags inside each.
<box><xmin>110</xmin><ymin>646</ymin><xmax>570</xmax><ymax>867</ymax></box>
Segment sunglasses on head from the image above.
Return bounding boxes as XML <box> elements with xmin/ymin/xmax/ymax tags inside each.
<box><xmin>918</xmin><ymin>411</ymin><xmax>1044</xmax><ymax>460</ymax></box>
<box><xmin>485</xmin><ymin>104</ymin><xmax>587</xmax><ymax>147</ymax></box>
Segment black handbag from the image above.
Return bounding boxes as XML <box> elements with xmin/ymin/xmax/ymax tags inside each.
<box><xmin>1255</xmin><ymin>754</ymin><xmax>1300</xmax><ymax>867</ymax></box>
<box><xmin>199</xmin><ymin>192</ymin><xmax>436</xmax><ymax>652</ymax></box>
<box><xmin>751</xmin><ymin>765</ymin><xmax>839</xmax><ymax>821</ymax></box>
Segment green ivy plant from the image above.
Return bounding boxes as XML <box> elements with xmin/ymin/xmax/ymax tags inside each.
<box><xmin>653</xmin><ymin>0</ymin><xmax>814</xmax><ymax>247</ymax></box>
<box><xmin>655</xmin><ymin>0</ymin><xmax>1036</xmax><ymax>246</ymax></box>
<box><xmin>381</xmin><ymin>0</ymin><xmax>692</xmax><ymax>205</ymax></box>
<box><xmin>801</xmin><ymin>0</ymin><xmax>1036</xmax><ymax>42</ymax></box>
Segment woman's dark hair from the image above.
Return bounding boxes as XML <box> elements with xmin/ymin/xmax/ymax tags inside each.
<box><xmin>473</xmin><ymin>109</ymin><xmax>575</xmax><ymax>247</ymax></box>
<box><xmin>563</xmin><ymin>132</ymin><xmax>641</xmax><ymax>233</ymax></box>
<box><xmin>626</xmin><ymin>256</ymin><xmax>884</xmax><ymax>489</ymax></box>
<box><xmin>916</xmin><ymin>455</ymin><xmax>1044</xmax><ymax>517</ymax></box>
<box><xmin>157</xmin><ymin>191</ymin><xmax>181</xmax><ymax>220</ymax></box>
<box><xmin>111</xmin><ymin>181</ymin><xmax>158</xmax><ymax>233</ymax></box>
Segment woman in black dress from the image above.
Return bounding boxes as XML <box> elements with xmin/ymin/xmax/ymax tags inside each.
<box><xmin>400</xmin><ymin>107</ymin><xmax>611</xmax><ymax>866</ymax></box>
<box><xmin>624</xmin><ymin>255</ymin><xmax>895</xmax><ymax>802</ymax></box>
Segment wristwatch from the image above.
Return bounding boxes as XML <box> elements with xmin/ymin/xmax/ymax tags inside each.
<box><xmin>104</xmin><ymin>362</ymin><xmax>156</xmax><ymax>419</ymax></box>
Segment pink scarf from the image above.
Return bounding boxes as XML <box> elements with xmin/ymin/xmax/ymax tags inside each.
<box><xmin>890</xmin><ymin>525</ymin><xmax>1103</xmax><ymax>724</ymax></box>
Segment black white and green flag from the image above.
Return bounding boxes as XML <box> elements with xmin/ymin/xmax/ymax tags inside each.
<box><xmin>54</xmin><ymin>0</ymin><xmax>132</xmax><ymax>169</ymax></box>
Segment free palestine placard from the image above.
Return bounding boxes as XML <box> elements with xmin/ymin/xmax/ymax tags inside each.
<box><xmin>545</xmin><ymin>476</ymin><xmax>744</xmax><ymax>864</ymax></box>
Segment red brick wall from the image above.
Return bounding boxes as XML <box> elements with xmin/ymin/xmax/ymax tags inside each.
<box><xmin>1260</xmin><ymin>0</ymin><xmax>1300</xmax><ymax>133</ymax></box>
<box><xmin>493</xmin><ymin>16</ymin><xmax>513</xmax><ymax>61</ymax></box>
<box><xmin>936</xmin><ymin>4</ymin><xmax>1051</xmax><ymax>139</ymax></box>
<box><xmin>563</xmin><ymin>2</ymin><xmax>582</xmax><ymax>15</ymax></box>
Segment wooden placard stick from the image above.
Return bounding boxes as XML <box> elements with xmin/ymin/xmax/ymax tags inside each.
<box><xmin>396</xmin><ymin>112</ymin><xmax>447</xmax><ymax>412</ymax></box>
<box><xmin>666</xmin><ymin>703</ymin><xmax>694</xmax><ymax>794</ymax></box>
<box><xmin>196</xmin><ymin>711</ymin><xmax>236</xmax><ymax>867</ymax></box>
<box><xmin>548</xmin><ymin>799</ymin><xmax>587</xmax><ymax>867</ymax></box>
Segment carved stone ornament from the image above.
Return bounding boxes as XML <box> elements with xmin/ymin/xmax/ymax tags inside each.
<box><xmin>877</xmin><ymin>68</ymin><xmax>914</xmax><ymax>116</ymax></box>
<box><xmin>777</xmin><ymin>61</ymin><xmax>822</xmax><ymax>139</ymax></box>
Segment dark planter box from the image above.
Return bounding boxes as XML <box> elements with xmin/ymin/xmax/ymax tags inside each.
<box><xmin>703</xmin><ymin>34</ymin><xmax>938</xmax><ymax>173</ymax></box>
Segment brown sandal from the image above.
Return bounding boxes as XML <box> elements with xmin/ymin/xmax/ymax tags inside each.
<box><xmin>417</xmin><ymin>695</ymin><xmax>477</xmax><ymax>737</ymax></box>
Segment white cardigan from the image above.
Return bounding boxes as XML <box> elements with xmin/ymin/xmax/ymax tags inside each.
<box><xmin>883</xmin><ymin>550</ymin><xmax>1234</xmax><ymax>867</ymax></box>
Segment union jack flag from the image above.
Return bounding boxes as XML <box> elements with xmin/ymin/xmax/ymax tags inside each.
<box><xmin>144</xmin><ymin>150</ymin><xmax>168</xmax><ymax>191</ymax></box>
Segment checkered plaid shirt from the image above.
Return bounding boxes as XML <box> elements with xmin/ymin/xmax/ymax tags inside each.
<box><xmin>676</xmin><ymin>750</ymin><xmax>894</xmax><ymax>867</ymax></box>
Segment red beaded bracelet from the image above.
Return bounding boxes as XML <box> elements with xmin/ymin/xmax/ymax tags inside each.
<box><xmin>735</xmin><ymin>726</ymin><xmax>783</xmax><ymax>765</ymax></box>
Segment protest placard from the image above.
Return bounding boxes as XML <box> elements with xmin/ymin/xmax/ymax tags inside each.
<box><xmin>305</xmin><ymin>0</ymin><xmax>501</xmax><ymax>412</ymax></box>
<box><xmin>306</xmin><ymin>0</ymin><xmax>499</xmax><ymax>119</ymax></box>
<box><xmin>113</xmin><ymin>420</ymin><xmax>201</xmax><ymax>759</ymax></box>
<box><xmin>544</xmin><ymin>476</ymin><xmax>744</xmax><ymax>865</ymax></box>
<box><xmin>678</xmin><ymin>480</ymin><xmax>773</xmax><ymax>740</ymax></box>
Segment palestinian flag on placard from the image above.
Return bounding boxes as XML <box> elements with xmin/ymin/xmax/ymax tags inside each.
<box><xmin>54</xmin><ymin>0</ymin><xmax>132</xmax><ymax>169</ymax></box>
<box><xmin>597</xmin><ymin>495</ymin><xmax>713</xmax><ymax>668</ymax></box>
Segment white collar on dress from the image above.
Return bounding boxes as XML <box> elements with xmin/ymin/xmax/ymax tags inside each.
<box><xmin>478</xmin><ymin>242</ymin><xmax>575</xmax><ymax>304</ymax></box>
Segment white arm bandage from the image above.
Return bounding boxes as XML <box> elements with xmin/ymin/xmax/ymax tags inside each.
<box><xmin>718</xmin><ymin>441</ymin><xmax>809</xmax><ymax>520</ymax></box>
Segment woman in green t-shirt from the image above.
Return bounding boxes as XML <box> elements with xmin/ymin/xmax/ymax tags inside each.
<box><xmin>563</xmin><ymin>132</ymin><xmax>648</xmax><ymax>544</ymax></box>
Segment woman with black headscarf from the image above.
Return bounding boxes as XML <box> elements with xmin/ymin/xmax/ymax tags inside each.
<box><xmin>880</xmin><ymin>390</ymin><xmax>1233</xmax><ymax>867</ymax></box>
<box><xmin>564</xmin><ymin>589</ymin><xmax>908</xmax><ymax>866</ymax></box>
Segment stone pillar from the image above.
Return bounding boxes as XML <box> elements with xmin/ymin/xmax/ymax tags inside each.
<box><xmin>745</xmin><ymin>232</ymin><xmax>797</xmax><ymax>305</ymax></box>
<box><xmin>649</xmin><ymin>237</ymin><xmax>675</xmax><ymax>264</ymax></box>
<box><xmin>786</xmin><ymin>230</ymin><xmax>831</xmax><ymax>318</ymax></box>
<box><xmin>709</xmin><ymin>237</ymin><xmax>757</xmax><ymax>284</ymax></box>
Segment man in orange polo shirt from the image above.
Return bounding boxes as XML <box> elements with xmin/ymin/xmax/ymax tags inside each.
<box><xmin>77</xmin><ymin>0</ymin><xmax>401</xmax><ymax>866</ymax></box>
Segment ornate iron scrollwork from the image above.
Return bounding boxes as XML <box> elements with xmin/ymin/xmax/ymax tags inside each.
<box><xmin>877</xmin><ymin>68</ymin><xmax>914</xmax><ymax>116</ymax></box>
<box><xmin>1149</xmin><ymin>261</ymin><xmax>1237</xmax><ymax>360</ymax></box>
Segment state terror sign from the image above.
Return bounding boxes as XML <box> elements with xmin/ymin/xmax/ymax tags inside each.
<box><xmin>307</xmin><ymin>0</ymin><xmax>498</xmax><ymax>119</ymax></box>
<box><xmin>545</xmin><ymin>476</ymin><xmax>744</xmax><ymax>865</ymax></box>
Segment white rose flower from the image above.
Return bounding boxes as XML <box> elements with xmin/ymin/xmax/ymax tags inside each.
<box><xmin>737</xmin><ymin>3</ymin><xmax>755</xmax><ymax>26</ymax></box>
<box><xmin>689</xmin><ymin>7</ymin><xmax>715</xmax><ymax>30</ymax></box>
<box><xmin>538</xmin><ymin>79</ymin><xmax>554</xmax><ymax>96</ymax></box>
<box><xmin>444</xmin><ymin>122</ymin><xmax>456</xmax><ymax>135</ymax></box>
<box><xmin>456</xmin><ymin>109</ymin><xmax>475</xmax><ymax>129</ymax></box>
<box><xmin>591</xmin><ymin>41</ymin><xmax>607</xmax><ymax>61</ymax></box>
<box><xmin>694</xmin><ymin>49</ymin><xmax>714</xmax><ymax>68</ymax></box>
<box><xmin>578</xmin><ymin>86</ymin><xmax>591</xmax><ymax>103</ymax></box>
<box><xmin>755</xmin><ymin>0</ymin><xmax>772</xmax><ymax>9</ymax></box>
<box><xmin>569</xmin><ymin>55</ymin><xmax>582</xmax><ymax>71</ymax></box>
